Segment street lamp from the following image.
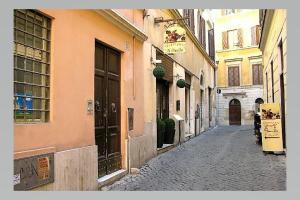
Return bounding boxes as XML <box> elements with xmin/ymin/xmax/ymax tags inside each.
<box><xmin>216</xmin><ymin>60</ymin><xmax>220</xmax><ymax>126</ymax></box>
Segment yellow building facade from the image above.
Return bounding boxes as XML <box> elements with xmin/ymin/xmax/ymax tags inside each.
<box><xmin>259</xmin><ymin>9</ymin><xmax>287</xmax><ymax>148</ymax></box>
<box><xmin>214</xmin><ymin>9</ymin><xmax>263</xmax><ymax>125</ymax></box>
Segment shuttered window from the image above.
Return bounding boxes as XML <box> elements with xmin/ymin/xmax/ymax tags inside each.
<box><xmin>14</xmin><ymin>9</ymin><xmax>51</xmax><ymax>123</ymax></box>
<box><xmin>251</xmin><ymin>25</ymin><xmax>261</xmax><ymax>46</ymax></box>
<box><xmin>223</xmin><ymin>9</ymin><xmax>237</xmax><ymax>15</ymax></box>
<box><xmin>156</xmin><ymin>50</ymin><xmax>174</xmax><ymax>83</ymax></box>
<box><xmin>266</xmin><ymin>72</ymin><xmax>269</xmax><ymax>103</ymax></box>
<box><xmin>228</xmin><ymin>66</ymin><xmax>240</xmax><ymax>86</ymax></box>
<box><xmin>197</xmin><ymin>13</ymin><xmax>206</xmax><ymax>49</ymax></box>
<box><xmin>252</xmin><ymin>64</ymin><xmax>263</xmax><ymax>85</ymax></box>
<box><xmin>222</xmin><ymin>31</ymin><xmax>228</xmax><ymax>49</ymax></box>
<box><xmin>223</xmin><ymin>29</ymin><xmax>243</xmax><ymax>49</ymax></box>
<box><xmin>183</xmin><ymin>9</ymin><xmax>195</xmax><ymax>33</ymax></box>
<box><xmin>237</xmin><ymin>28</ymin><xmax>243</xmax><ymax>48</ymax></box>
<box><xmin>208</xmin><ymin>28</ymin><xmax>215</xmax><ymax>61</ymax></box>
<box><xmin>271</xmin><ymin>61</ymin><xmax>275</xmax><ymax>102</ymax></box>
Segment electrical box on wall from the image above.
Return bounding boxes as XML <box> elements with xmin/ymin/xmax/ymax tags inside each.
<box><xmin>176</xmin><ymin>100</ymin><xmax>180</xmax><ymax>111</ymax></box>
<box><xmin>87</xmin><ymin>100</ymin><xmax>93</xmax><ymax>114</ymax></box>
<box><xmin>128</xmin><ymin>108</ymin><xmax>134</xmax><ymax>131</ymax></box>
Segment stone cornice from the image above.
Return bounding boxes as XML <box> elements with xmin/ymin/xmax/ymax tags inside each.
<box><xmin>169</xmin><ymin>9</ymin><xmax>217</xmax><ymax>69</ymax></box>
<box><xmin>259</xmin><ymin>9</ymin><xmax>275</xmax><ymax>51</ymax></box>
<box><xmin>95</xmin><ymin>9</ymin><xmax>148</xmax><ymax>42</ymax></box>
<box><xmin>224</xmin><ymin>58</ymin><xmax>243</xmax><ymax>63</ymax></box>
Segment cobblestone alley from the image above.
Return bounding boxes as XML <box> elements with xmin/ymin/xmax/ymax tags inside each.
<box><xmin>103</xmin><ymin>126</ymin><xmax>286</xmax><ymax>191</ymax></box>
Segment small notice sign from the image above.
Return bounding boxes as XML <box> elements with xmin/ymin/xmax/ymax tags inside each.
<box><xmin>13</xmin><ymin>174</ymin><xmax>21</xmax><ymax>185</ymax></box>
<box><xmin>261</xmin><ymin>103</ymin><xmax>283</xmax><ymax>152</ymax></box>
<box><xmin>14</xmin><ymin>153</ymin><xmax>54</xmax><ymax>190</ymax></box>
<box><xmin>37</xmin><ymin>157</ymin><xmax>50</xmax><ymax>180</ymax></box>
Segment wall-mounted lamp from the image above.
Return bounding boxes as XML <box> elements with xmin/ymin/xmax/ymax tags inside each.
<box><xmin>151</xmin><ymin>57</ymin><xmax>162</xmax><ymax>65</ymax></box>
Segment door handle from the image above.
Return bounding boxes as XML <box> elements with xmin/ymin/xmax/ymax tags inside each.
<box><xmin>103</xmin><ymin>107</ymin><xmax>107</xmax><ymax>118</ymax></box>
<box><xmin>95</xmin><ymin>100</ymin><xmax>101</xmax><ymax>112</ymax></box>
<box><xmin>111</xmin><ymin>103</ymin><xmax>117</xmax><ymax>113</ymax></box>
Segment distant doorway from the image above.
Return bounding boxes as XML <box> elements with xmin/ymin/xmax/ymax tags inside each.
<box><xmin>229</xmin><ymin>99</ymin><xmax>241</xmax><ymax>125</ymax></box>
<box><xmin>255</xmin><ymin>98</ymin><xmax>264</xmax><ymax>113</ymax></box>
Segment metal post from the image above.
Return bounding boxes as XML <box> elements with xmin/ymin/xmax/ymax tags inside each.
<box><xmin>178</xmin><ymin>121</ymin><xmax>181</xmax><ymax>145</ymax></box>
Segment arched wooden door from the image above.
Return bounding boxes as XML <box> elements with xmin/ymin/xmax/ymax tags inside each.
<box><xmin>229</xmin><ymin>99</ymin><xmax>241</xmax><ymax>125</ymax></box>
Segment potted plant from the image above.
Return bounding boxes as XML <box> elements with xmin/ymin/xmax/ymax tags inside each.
<box><xmin>164</xmin><ymin>118</ymin><xmax>176</xmax><ymax>144</ymax></box>
<box><xmin>157</xmin><ymin>118</ymin><xmax>165</xmax><ymax>148</ymax></box>
<box><xmin>153</xmin><ymin>66</ymin><xmax>165</xmax><ymax>79</ymax></box>
<box><xmin>176</xmin><ymin>79</ymin><xmax>185</xmax><ymax>88</ymax></box>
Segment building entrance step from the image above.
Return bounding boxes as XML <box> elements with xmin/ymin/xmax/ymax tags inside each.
<box><xmin>98</xmin><ymin>169</ymin><xmax>127</xmax><ymax>189</ymax></box>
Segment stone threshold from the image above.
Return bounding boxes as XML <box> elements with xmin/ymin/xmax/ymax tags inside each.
<box><xmin>98</xmin><ymin>169</ymin><xmax>127</xmax><ymax>189</ymax></box>
<box><xmin>157</xmin><ymin>144</ymin><xmax>175</xmax><ymax>155</ymax></box>
<box><xmin>184</xmin><ymin>133</ymin><xmax>194</xmax><ymax>141</ymax></box>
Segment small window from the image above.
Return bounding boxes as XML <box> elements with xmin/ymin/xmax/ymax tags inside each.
<box><xmin>223</xmin><ymin>9</ymin><xmax>239</xmax><ymax>15</ymax></box>
<box><xmin>228</xmin><ymin>29</ymin><xmax>238</xmax><ymax>48</ymax></box>
<box><xmin>252</xmin><ymin>64</ymin><xmax>263</xmax><ymax>85</ymax></box>
<box><xmin>228</xmin><ymin>66</ymin><xmax>240</xmax><ymax>86</ymax></box>
<box><xmin>14</xmin><ymin>9</ymin><xmax>51</xmax><ymax>123</ymax></box>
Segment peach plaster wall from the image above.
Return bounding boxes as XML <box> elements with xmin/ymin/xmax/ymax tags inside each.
<box><xmin>14</xmin><ymin>9</ymin><xmax>145</xmax><ymax>169</ymax></box>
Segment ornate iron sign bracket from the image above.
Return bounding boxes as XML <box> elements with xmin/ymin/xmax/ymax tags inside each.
<box><xmin>154</xmin><ymin>17</ymin><xmax>189</xmax><ymax>24</ymax></box>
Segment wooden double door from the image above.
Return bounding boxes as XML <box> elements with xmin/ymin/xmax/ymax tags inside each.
<box><xmin>94</xmin><ymin>42</ymin><xmax>121</xmax><ymax>177</ymax></box>
<box><xmin>229</xmin><ymin>99</ymin><xmax>241</xmax><ymax>125</ymax></box>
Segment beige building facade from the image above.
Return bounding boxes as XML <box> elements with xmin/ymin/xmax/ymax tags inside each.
<box><xmin>214</xmin><ymin>9</ymin><xmax>263</xmax><ymax>126</ymax></box>
<box><xmin>259</xmin><ymin>9</ymin><xmax>287</xmax><ymax>148</ymax></box>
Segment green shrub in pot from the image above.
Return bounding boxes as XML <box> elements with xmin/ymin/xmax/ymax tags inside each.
<box><xmin>153</xmin><ymin>66</ymin><xmax>165</xmax><ymax>79</ymax></box>
<box><xmin>164</xmin><ymin>118</ymin><xmax>176</xmax><ymax>144</ymax></box>
<box><xmin>176</xmin><ymin>79</ymin><xmax>185</xmax><ymax>88</ymax></box>
<box><xmin>157</xmin><ymin>118</ymin><xmax>165</xmax><ymax>148</ymax></box>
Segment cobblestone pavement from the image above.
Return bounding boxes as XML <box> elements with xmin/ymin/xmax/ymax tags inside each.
<box><xmin>103</xmin><ymin>126</ymin><xmax>286</xmax><ymax>191</ymax></box>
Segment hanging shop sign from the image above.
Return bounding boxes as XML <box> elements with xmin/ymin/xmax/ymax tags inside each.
<box><xmin>163</xmin><ymin>23</ymin><xmax>186</xmax><ymax>54</ymax></box>
<box><xmin>260</xmin><ymin>103</ymin><xmax>283</xmax><ymax>153</ymax></box>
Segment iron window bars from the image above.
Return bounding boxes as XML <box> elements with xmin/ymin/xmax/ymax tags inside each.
<box><xmin>13</xmin><ymin>9</ymin><xmax>51</xmax><ymax>123</ymax></box>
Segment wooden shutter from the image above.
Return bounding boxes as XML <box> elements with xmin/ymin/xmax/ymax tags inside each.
<box><xmin>259</xmin><ymin>64</ymin><xmax>263</xmax><ymax>84</ymax></box>
<box><xmin>252</xmin><ymin>64</ymin><xmax>259</xmax><ymax>84</ymax></box>
<box><xmin>234</xmin><ymin>67</ymin><xmax>240</xmax><ymax>86</ymax></box>
<box><xmin>256</xmin><ymin>25</ymin><xmax>261</xmax><ymax>45</ymax></box>
<box><xmin>184</xmin><ymin>9</ymin><xmax>194</xmax><ymax>33</ymax></box>
<box><xmin>156</xmin><ymin>51</ymin><xmax>173</xmax><ymax>83</ymax></box>
<box><xmin>183</xmin><ymin>9</ymin><xmax>188</xmax><ymax>19</ymax></box>
<box><xmin>237</xmin><ymin>28</ymin><xmax>243</xmax><ymax>48</ymax></box>
<box><xmin>189</xmin><ymin>9</ymin><xmax>195</xmax><ymax>33</ymax></box>
<box><xmin>208</xmin><ymin>28</ymin><xmax>215</xmax><ymax>61</ymax></box>
<box><xmin>251</xmin><ymin>26</ymin><xmax>256</xmax><ymax>46</ymax></box>
<box><xmin>228</xmin><ymin>66</ymin><xmax>239</xmax><ymax>86</ymax></box>
<box><xmin>222</xmin><ymin>31</ymin><xmax>228</xmax><ymax>49</ymax></box>
<box><xmin>228</xmin><ymin>67</ymin><xmax>234</xmax><ymax>86</ymax></box>
<box><xmin>183</xmin><ymin>9</ymin><xmax>189</xmax><ymax>26</ymax></box>
<box><xmin>202</xmin><ymin>18</ymin><xmax>206</xmax><ymax>49</ymax></box>
<box><xmin>185</xmin><ymin>72</ymin><xmax>191</xmax><ymax>89</ymax></box>
<box><xmin>198</xmin><ymin>11</ymin><xmax>201</xmax><ymax>42</ymax></box>
<box><xmin>253</xmin><ymin>64</ymin><xmax>263</xmax><ymax>85</ymax></box>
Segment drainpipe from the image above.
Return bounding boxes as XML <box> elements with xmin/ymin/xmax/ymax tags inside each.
<box><xmin>132</xmin><ymin>9</ymin><xmax>136</xmax><ymax>100</ymax></box>
<box><xmin>127</xmin><ymin>134</ymin><xmax>131</xmax><ymax>174</ymax></box>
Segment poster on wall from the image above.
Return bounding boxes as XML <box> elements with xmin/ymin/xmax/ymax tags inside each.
<box><xmin>163</xmin><ymin>23</ymin><xmax>186</xmax><ymax>54</ymax></box>
<box><xmin>260</xmin><ymin>103</ymin><xmax>283</xmax><ymax>152</ymax></box>
<box><xmin>15</xmin><ymin>93</ymin><xmax>33</xmax><ymax>117</ymax></box>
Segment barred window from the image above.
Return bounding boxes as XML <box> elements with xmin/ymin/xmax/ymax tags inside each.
<box><xmin>252</xmin><ymin>64</ymin><xmax>263</xmax><ymax>85</ymax></box>
<box><xmin>14</xmin><ymin>9</ymin><xmax>51</xmax><ymax>122</ymax></box>
<box><xmin>228</xmin><ymin>66</ymin><xmax>240</xmax><ymax>86</ymax></box>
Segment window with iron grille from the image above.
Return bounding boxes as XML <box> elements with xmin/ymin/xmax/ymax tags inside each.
<box><xmin>14</xmin><ymin>9</ymin><xmax>51</xmax><ymax>122</ymax></box>
<box><xmin>228</xmin><ymin>66</ymin><xmax>240</xmax><ymax>86</ymax></box>
<box><xmin>252</xmin><ymin>64</ymin><xmax>263</xmax><ymax>85</ymax></box>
